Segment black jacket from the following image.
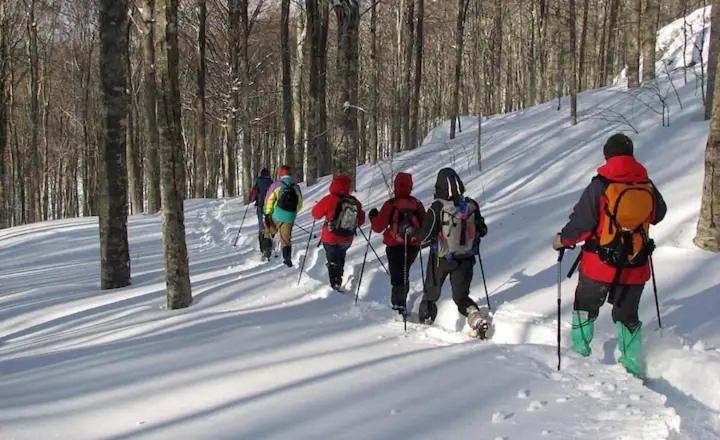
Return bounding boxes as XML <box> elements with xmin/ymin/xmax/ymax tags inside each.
<box><xmin>412</xmin><ymin>168</ymin><xmax>487</xmax><ymax>249</ymax></box>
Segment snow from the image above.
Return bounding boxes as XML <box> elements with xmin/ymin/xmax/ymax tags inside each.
<box><xmin>2</xmin><ymin>7</ymin><xmax>720</xmax><ymax>440</ymax></box>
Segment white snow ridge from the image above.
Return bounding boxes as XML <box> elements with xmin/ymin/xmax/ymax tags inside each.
<box><xmin>1</xmin><ymin>7</ymin><xmax>719</xmax><ymax>440</ymax></box>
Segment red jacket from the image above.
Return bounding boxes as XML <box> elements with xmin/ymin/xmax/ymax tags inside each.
<box><xmin>560</xmin><ymin>156</ymin><xmax>667</xmax><ymax>285</ymax></box>
<box><xmin>371</xmin><ymin>172</ymin><xmax>425</xmax><ymax>247</ymax></box>
<box><xmin>311</xmin><ymin>175</ymin><xmax>366</xmax><ymax>245</ymax></box>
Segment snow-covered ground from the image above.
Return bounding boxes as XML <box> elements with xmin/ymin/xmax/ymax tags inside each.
<box><xmin>2</xmin><ymin>8</ymin><xmax>720</xmax><ymax>440</ymax></box>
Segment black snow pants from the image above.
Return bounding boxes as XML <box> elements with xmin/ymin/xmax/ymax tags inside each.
<box><xmin>419</xmin><ymin>254</ymin><xmax>478</xmax><ymax>323</ymax></box>
<box><xmin>574</xmin><ymin>274</ymin><xmax>644</xmax><ymax>330</ymax></box>
<box><xmin>324</xmin><ymin>243</ymin><xmax>351</xmax><ymax>286</ymax></box>
<box><xmin>386</xmin><ymin>245</ymin><xmax>419</xmax><ymax>310</ymax></box>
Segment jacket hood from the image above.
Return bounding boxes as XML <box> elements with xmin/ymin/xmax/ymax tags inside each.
<box><xmin>280</xmin><ymin>175</ymin><xmax>294</xmax><ymax>184</ymax></box>
<box><xmin>434</xmin><ymin>168</ymin><xmax>465</xmax><ymax>201</ymax></box>
<box><xmin>394</xmin><ymin>172</ymin><xmax>413</xmax><ymax>198</ymax></box>
<box><xmin>329</xmin><ymin>175</ymin><xmax>351</xmax><ymax>196</ymax></box>
<box><xmin>597</xmin><ymin>156</ymin><xmax>648</xmax><ymax>183</ymax></box>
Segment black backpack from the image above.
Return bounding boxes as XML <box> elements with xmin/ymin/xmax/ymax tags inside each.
<box><xmin>277</xmin><ymin>182</ymin><xmax>299</xmax><ymax>212</ymax></box>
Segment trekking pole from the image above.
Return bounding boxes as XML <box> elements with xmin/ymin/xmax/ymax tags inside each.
<box><xmin>649</xmin><ymin>254</ymin><xmax>662</xmax><ymax>329</ymax></box>
<box><xmin>297</xmin><ymin>220</ymin><xmax>317</xmax><ymax>287</ymax></box>
<box><xmin>232</xmin><ymin>204</ymin><xmax>252</xmax><ymax>247</ymax></box>
<box><xmin>418</xmin><ymin>245</ymin><xmax>426</xmax><ymax>292</ymax></box>
<box><xmin>477</xmin><ymin>248</ymin><xmax>492</xmax><ymax>312</ymax></box>
<box><xmin>557</xmin><ymin>248</ymin><xmax>566</xmax><ymax>371</ymax></box>
<box><xmin>355</xmin><ymin>229</ymin><xmax>372</xmax><ymax>305</ymax></box>
<box><xmin>403</xmin><ymin>231</ymin><xmax>409</xmax><ymax>332</ymax></box>
<box><xmin>358</xmin><ymin>227</ymin><xmax>390</xmax><ymax>276</ymax></box>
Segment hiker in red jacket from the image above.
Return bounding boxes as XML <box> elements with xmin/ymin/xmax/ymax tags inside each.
<box><xmin>368</xmin><ymin>172</ymin><xmax>425</xmax><ymax>315</ymax></box>
<box><xmin>553</xmin><ymin>133</ymin><xmax>667</xmax><ymax>377</ymax></box>
<box><xmin>311</xmin><ymin>175</ymin><xmax>366</xmax><ymax>291</ymax></box>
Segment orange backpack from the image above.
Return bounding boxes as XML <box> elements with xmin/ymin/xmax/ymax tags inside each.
<box><xmin>596</xmin><ymin>181</ymin><xmax>655</xmax><ymax>267</ymax></box>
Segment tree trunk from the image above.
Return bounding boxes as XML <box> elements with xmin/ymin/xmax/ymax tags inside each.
<box><xmin>626</xmin><ymin>0</ymin><xmax>641</xmax><ymax>88</ymax></box>
<box><xmin>26</xmin><ymin>0</ymin><xmax>41</xmax><ymax>223</ymax></box>
<box><xmin>156</xmin><ymin>0</ymin><xmax>193</xmax><ymax>308</ymax></box>
<box><xmin>641</xmin><ymin>0</ymin><xmax>658</xmax><ymax>82</ymax></box>
<box><xmin>238</xmin><ymin>1</ymin><xmax>257</xmax><ymax>201</ymax></box>
<box><xmin>603</xmin><ymin>0</ymin><xmax>621</xmax><ymax>85</ymax></box>
<box><xmin>195</xmin><ymin>0</ymin><xmax>208</xmax><ymax>197</ymax></box>
<box><xmin>400</xmin><ymin>0</ymin><xmax>414</xmax><ymax>151</ymax></box>
<box><xmin>292</xmin><ymin>7</ymin><xmax>306</xmax><ymax>181</ymax></box>
<box><xmin>98</xmin><ymin>0</ymin><xmax>131</xmax><ymax>289</ymax></box>
<box><xmin>450</xmin><ymin>0</ymin><xmax>469</xmax><ymax>140</ymax></box>
<box><xmin>332</xmin><ymin>0</ymin><xmax>360</xmax><ymax>188</ymax></box>
<box><xmin>410</xmin><ymin>0</ymin><xmax>424</xmax><ymax>150</ymax></box>
<box><xmin>140</xmin><ymin>0</ymin><xmax>162</xmax><ymax>213</ymax></box>
<box><xmin>369</xmin><ymin>0</ymin><xmax>379</xmax><ymax>163</ymax></box>
<box><xmin>578</xmin><ymin>0</ymin><xmax>590</xmax><ymax>92</ymax></box>
<box><xmin>226</xmin><ymin>0</ymin><xmax>239</xmax><ymax>197</ymax></box>
<box><xmin>695</xmin><ymin>36</ymin><xmax>720</xmax><ymax>251</ymax></box>
<box><xmin>305</xmin><ymin>0</ymin><xmax>329</xmax><ymax>183</ymax></box>
<box><xmin>281</xmin><ymin>0</ymin><xmax>294</xmax><ymax>170</ymax></box>
<box><xmin>126</xmin><ymin>23</ymin><xmax>143</xmax><ymax>214</ymax></box>
<box><xmin>0</xmin><ymin>0</ymin><xmax>7</xmax><ymax>229</ymax></box>
<box><xmin>706</xmin><ymin>0</ymin><xmax>720</xmax><ymax>120</ymax></box>
<box><xmin>569</xmin><ymin>0</ymin><xmax>578</xmax><ymax>125</ymax></box>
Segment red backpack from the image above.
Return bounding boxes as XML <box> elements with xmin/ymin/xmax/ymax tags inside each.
<box><xmin>388</xmin><ymin>198</ymin><xmax>421</xmax><ymax>244</ymax></box>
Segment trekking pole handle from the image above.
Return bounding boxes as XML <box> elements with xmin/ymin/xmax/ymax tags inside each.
<box><xmin>557</xmin><ymin>248</ymin><xmax>565</xmax><ymax>262</ymax></box>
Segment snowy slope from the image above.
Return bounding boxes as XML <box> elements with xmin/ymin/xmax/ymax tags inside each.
<box><xmin>2</xmin><ymin>8</ymin><xmax>720</xmax><ymax>440</ymax></box>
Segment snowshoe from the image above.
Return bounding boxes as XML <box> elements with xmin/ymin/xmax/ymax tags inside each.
<box><xmin>466</xmin><ymin>307</ymin><xmax>492</xmax><ymax>340</ymax></box>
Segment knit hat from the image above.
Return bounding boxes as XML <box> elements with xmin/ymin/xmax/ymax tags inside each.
<box><xmin>278</xmin><ymin>165</ymin><xmax>292</xmax><ymax>177</ymax></box>
<box><xmin>603</xmin><ymin>133</ymin><xmax>634</xmax><ymax>159</ymax></box>
<box><xmin>259</xmin><ymin>168</ymin><xmax>270</xmax><ymax>177</ymax></box>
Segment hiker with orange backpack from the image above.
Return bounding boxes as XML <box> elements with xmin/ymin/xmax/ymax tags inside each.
<box><xmin>368</xmin><ymin>172</ymin><xmax>425</xmax><ymax>315</ymax></box>
<box><xmin>553</xmin><ymin>133</ymin><xmax>667</xmax><ymax>377</ymax></box>
<box><xmin>311</xmin><ymin>175</ymin><xmax>365</xmax><ymax>291</ymax></box>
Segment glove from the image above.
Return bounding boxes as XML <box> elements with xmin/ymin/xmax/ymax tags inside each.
<box><xmin>477</xmin><ymin>222</ymin><xmax>488</xmax><ymax>238</ymax></box>
<box><xmin>264</xmin><ymin>214</ymin><xmax>272</xmax><ymax>228</ymax></box>
<box><xmin>368</xmin><ymin>208</ymin><xmax>379</xmax><ymax>220</ymax></box>
<box><xmin>552</xmin><ymin>233</ymin><xmax>564</xmax><ymax>251</ymax></box>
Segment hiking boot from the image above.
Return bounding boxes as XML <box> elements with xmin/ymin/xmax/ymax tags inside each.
<box><xmin>572</xmin><ymin>311</ymin><xmax>595</xmax><ymax>357</ymax></box>
<box><xmin>391</xmin><ymin>286</ymin><xmax>407</xmax><ymax>313</ymax></box>
<box><xmin>617</xmin><ymin>321</ymin><xmax>644</xmax><ymax>378</ymax></box>
<box><xmin>282</xmin><ymin>246</ymin><xmax>293</xmax><ymax>267</ymax></box>
<box><xmin>418</xmin><ymin>301</ymin><xmax>437</xmax><ymax>325</ymax></box>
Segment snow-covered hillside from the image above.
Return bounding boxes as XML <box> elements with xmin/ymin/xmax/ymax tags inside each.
<box><xmin>2</xmin><ymin>8</ymin><xmax>719</xmax><ymax>440</ymax></box>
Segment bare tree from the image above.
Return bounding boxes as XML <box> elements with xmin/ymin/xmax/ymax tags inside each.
<box><xmin>0</xmin><ymin>0</ymin><xmax>9</xmax><ymax>228</ymax></box>
<box><xmin>332</xmin><ymin>0</ymin><xmax>360</xmax><ymax>187</ymax></box>
<box><xmin>139</xmin><ymin>0</ymin><xmax>161</xmax><ymax>213</ymax></box>
<box><xmin>626</xmin><ymin>0</ymin><xmax>641</xmax><ymax>88</ymax></box>
<box><xmin>98</xmin><ymin>0</ymin><xmax>131</xmax><ymax>289</ymax></box>
<box><xmin>292</xmin><ymin>7</ymin><xmax>307</xmax><ymax>180</ymax></box>
<box><xmin>281</xmin><ymin>0</ymin><xmax>294</xmax><ymax>169</ymax></box>
<box><xmin>305</xmin><ymin>0</ymin><xmax>329</xmax><ymax>183</ymax></box>
<box><xmin>569</xmin><ymin>0</ymin><xmax>578</xmax><ymax>125</ymax></box>
<box><xmin>409</xmin><ymin>0</ymin><xmax>424</xmax><ymax>150</ymax></box>
<box><xmin>695</xmin><ymin>42</ymin><xmax>720</xmax><ymax>252</ymax></box>
<box><xmin>156</xmin><ymin>0</ymin><xmax>192</xmax><ymax>308</ymax></box>
<box><xmin>450</xmin><ymin>0</ymin><xmax>470</xmax><ymax>140</ymax></box>
<box><xmin>706</xmin><ymin>0</ymin><xmax>720</xmax><ymax>120</ymax></box>
<box><xmin>641</xmin><ymin>0</ymin><xmax>659</xmax><ymax>82</ymax></box>
<box><xmin>195</xmin><ymin>0</ymin><xmax>208</xmax><ymax>197</ymax></box>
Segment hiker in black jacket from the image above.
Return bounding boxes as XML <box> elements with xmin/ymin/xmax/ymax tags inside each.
<box><xmin>248</xmin><ymin>168</ymin><xmax>273</xmax><ymax>258</ymax></box>
<box><xmin>411</xmin><ymin>168</ymin><xmax>489</xmax><ymax>334</ymax></box>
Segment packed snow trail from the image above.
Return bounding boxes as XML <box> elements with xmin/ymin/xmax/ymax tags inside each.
<box><xmin>2</xmin><ymin>7</ymin><xmax>720</xmax><ymax>439</ymax></box>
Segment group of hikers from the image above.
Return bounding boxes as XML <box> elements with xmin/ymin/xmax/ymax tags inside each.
<box><xmin>246</xmin><ymin>133</ymin><xmax>665</xmax><ymax>377</ymax></box>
